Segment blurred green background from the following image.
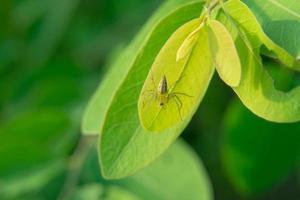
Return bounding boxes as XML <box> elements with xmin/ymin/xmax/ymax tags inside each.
<box><xmin>0</xmin><ymin>0</ymin><xmax>299</xmax><ymax>199</ymax></box>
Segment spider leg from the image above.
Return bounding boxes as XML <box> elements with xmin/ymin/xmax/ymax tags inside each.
<box><xmin>142</xmin><ymin>90</ymin><xmax>155</xmax><ymax>99</ymax></box>
<box><xmin>142</xmin><ymin>91</ymin><xmax>157</xmax><ymax>108</ymax></box>
<box><xmin>145</xmin><ymin>89</ymin><xmax>155</xmax><ymax>94</ymax></box>
<box><xmin>171</xmin><ymin>94</ymin><xmax>183</xmax><ymax>121</ymax></box>
<box><xmin>169</xmin><ymin>74</ymin><xmax>186</xmax><ymax>91</ymax></box>
<box><xmin>172</xmin><ymin>92</ymin><xmax>193</xmax><ymax>98</ymax></box>
<box><xmin>149</xmin><ymin>71</ymin><xmax>157</xmax><ymax>91</ymax></box>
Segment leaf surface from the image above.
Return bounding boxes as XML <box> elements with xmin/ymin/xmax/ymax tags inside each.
<box><xmin>208</xmin><ymin>19</ymin><xmax>241</xmax><ymax>87</ymax></box>
<box><xmin>138</xmin><ymin>20</ymin><xmax>214</xmax><ymax>131</ymax></box>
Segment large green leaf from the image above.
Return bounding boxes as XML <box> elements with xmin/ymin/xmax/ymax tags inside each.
<box><xmin>81</xmin><ymin>0</ymin><xmax>204</xmax><ymax>135</ymax></box>
<box><xmin>243</xmin><ymin>0</ymin><xmax>300</xmax><ymax>59</ymax></box>
<box><xmin>97</xmin><ymin>2</ymin><xmax>208</xmax><ymax>179</ymax></box>
<box><xmin>80</xmin><ymin>140</ymin><xmax>213</xmax><ymax>200</ymax></box>
<box><xmin>138</xmin><ymin>20</ymin><xmax>214</xmax><ymax>131</ymax></box>
<box><xmin>222</xmin><ymin>99</ymin><xmax>300</xmax><ymax>195</ymax></box>
<box><xmin>219</xmin><ymin>0</ymin><xmax>300</xmax><ymax>122</ymax></box>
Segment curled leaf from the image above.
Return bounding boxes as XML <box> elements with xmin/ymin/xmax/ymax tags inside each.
<box><xmin>176</xmin><ymin>23</ymin><xmax>203</xmax><ymax>61</ymax></box>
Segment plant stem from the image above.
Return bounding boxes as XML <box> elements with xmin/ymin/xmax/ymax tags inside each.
<box><xmin>57</xmin><ymin>135</ymin><xmax>96</xmax><ymax>200</ymax></box>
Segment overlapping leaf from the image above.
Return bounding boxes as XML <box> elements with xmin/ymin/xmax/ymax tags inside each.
<box><xmin>98</xmin><ymin>1</ymin><xmax>207</xmax><ymax>178</ymax></box>
<box><xmin>219</xmin><ymin>0</ymin><xmax>300</xmax><ymax>122</ymax></box>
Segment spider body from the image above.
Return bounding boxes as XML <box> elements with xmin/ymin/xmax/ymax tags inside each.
<box><xmin>144</xmin><ymin>74</ymin><xmax>191</xmax><ymax>120</ymax></box>
<box><xmin>157</xmin><ymin>75</ymin><xmax>169</xmax><ymax>107</ymax></box>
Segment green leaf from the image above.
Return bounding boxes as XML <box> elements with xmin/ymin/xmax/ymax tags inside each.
<box><xmin>222</xmin><ymin>100</ymin><xmax>300</xmax><ymax>195</ymax></box>
<box><xmin>219</xmin><ymin>0</ymin><xmax>300</xmax><ymax>122</ymax></box>
<box><xmin>208</xmin><ymin>19</ymin><xmax>241</xmax><ymax>87</ymax></box>
<box><xmin>138</xmin><ymin>20</ymin><xmax>214</xmax><ymax>131</ymax></box>
<box><xmin>121</xmin><ymin>140</ymin><xmax>213</xmax><ymax>200</ymax></box>
<box><xmin>81</xmin><ymin>46</ymin><xmax>135</xmax><ymax>135</ymax></box>
<box><xmin>243</xmin><ymin>0</ymin><xmax>300</xmax><ymax>59</ymax></box>
<box><xmin>81</xmin><ymin>0</ymin><xmax>205</xmax><ymax>135</ymax></box>
<box><xmin>97</xmin><ymin>2</ymin><xmax>208</xmax><ymax>179</ymax></box>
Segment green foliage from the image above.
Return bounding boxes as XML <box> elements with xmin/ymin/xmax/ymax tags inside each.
<box><xmin>0</xmin><ymin>161</ymin><xmax>66</xmax><ymax>199</ymax></box>
<box><xmin>82</xmin><ymin>0</ymin><xmax>300</xmax><ymax>184</ymax></box>
<box><xmin>1</xmin><ymin>0</ymin><xmax>300</xmax><ymax>199</ymax></box>
<box><xmin>0</xmin><ymin>108</ymin><xmax>72</xmax><ymax>199</ymax></box>
<box><xmin>0</xmin><ymin>110</ymin><xmax>71</xmax><ymax>178</ymax></box>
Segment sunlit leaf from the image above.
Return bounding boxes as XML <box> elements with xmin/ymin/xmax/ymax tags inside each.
<box><xmin>208</xmin><ymin>19</ymin><xmax>241</xmax><ymax>87</ymax></box>
<box><xmin>138</xmin><ymin>20</ymin><xmax>214</xmax><ymax>131</ymax></box>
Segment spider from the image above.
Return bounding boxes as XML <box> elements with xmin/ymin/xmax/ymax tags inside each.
<box><xmin>143</xmin><ymin>74</ymin><xmax>192</xmax><ymax>120</ymax></box>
